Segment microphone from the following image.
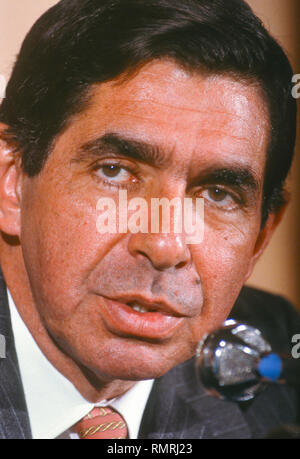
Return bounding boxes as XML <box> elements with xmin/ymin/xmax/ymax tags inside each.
<box><xmin>195</xmin><ymin>319</ymin><xmax>300</xmax><ymax>402</ymax></box>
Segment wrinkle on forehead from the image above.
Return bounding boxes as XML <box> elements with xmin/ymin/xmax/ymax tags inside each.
<box><xmin>96</xmin><ymin>60</ymin><xmax>268</xmax><ymax>116</ymax></box>
<box><xmin>65</xmin><ymin>59</ymin><xmax>270</xmax><ymax>179</ymax></box>
<box><xmin>88</xmin><ymin>59</ymin><xmax>269</xmax><ymax>144</ymax></box>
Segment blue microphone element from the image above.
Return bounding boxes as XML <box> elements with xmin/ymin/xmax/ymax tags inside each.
<box><xmin>257</xmin><ymin>353</ymin><xmax>282</xmax><ymax>382</ymax></box>
<box><xmin>195</xmin><ymin>319</ymin><xmax>298</xmax><ymax>402</ymax></box>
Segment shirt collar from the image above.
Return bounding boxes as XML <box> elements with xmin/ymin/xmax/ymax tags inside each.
<box><xmin>8</xmin><ymin>290</ymin><xmax>153</xmax><ymax>439</ymax></box>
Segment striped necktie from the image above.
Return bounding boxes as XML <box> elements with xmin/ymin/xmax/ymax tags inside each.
<box><xmin>74</xmin><ymin>406</ymin><xmax>128</xmax><ymax>439</ymax></box>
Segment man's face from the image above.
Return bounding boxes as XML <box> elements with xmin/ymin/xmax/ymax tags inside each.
<box><xmin>19</xmin><ymin>60</ymin><xmax>269</xmax><ymax>382</ymax></box>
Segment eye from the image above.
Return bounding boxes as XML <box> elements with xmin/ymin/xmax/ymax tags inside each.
<box><xmin>207</xmin><ymin>187</ymin><xmax>230</xmax><ymax>202</ymax></box>
<box><xmin>95</xmin><ymin>163</ymin><xmax>138</xmax><ymax>186</ymax></box>
<box><xmin>202</xmin><ymin>186</ymin><xmax>240</xmax><ymax>210</ymax></box>
<box><xmin>101</xmin><ymin>165</ymin><xmax>124</xmax><ymax>178</ymax></box>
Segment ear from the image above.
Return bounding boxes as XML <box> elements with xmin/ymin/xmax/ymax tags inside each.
<box><xmin>0</xmin><ymin>123</ymin><xmax>22</xmax><ymax>237</ymax></box>
<box><xmin>243</xmin><ymin>202</ymin><xmax>288</xmax><ymax>282</ymax></box>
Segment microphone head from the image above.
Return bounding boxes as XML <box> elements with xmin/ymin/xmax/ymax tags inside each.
<box><xmin>196</xmin><ymin>319</ymin><xmax>272</xmax><ymax>402</ymax></box>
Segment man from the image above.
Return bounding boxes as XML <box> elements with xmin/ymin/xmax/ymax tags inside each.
<box><xmin>0</xmin><ymin>0</ymin><xmax>299</xmax><ymax>439</ymax></box>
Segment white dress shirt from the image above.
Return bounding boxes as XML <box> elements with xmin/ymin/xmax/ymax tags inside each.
<box><xmin>8</xmin><ymin>290</ymin><xmax>154</xmax><ymax>439</ymax></box>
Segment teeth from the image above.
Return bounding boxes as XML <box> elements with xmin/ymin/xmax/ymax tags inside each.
<box><xmin>130</xmin><ymin>302</ymin><xmax>148</xmax><ymax>313</ymax></box>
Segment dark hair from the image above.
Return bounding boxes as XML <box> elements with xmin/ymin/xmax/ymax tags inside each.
<box><xmin>0</xmin><ymin>0</ymin><xmax>297</xmax><ymax>224</ymax></box>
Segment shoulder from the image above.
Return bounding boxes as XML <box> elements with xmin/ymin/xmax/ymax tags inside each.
<box><xmin>142</xmin><ymin>287</ymin><xmax>300</xmax><ymax>438</ymax></box>
<box><xmin>225</xmin><ymin>287</ymin><xmax>300</xmax><ymax>437</ymax></box>
<box><xmin>231</xmin><ymin>286</ymin><xmax>300</xmax><ymax>354</ymax></box>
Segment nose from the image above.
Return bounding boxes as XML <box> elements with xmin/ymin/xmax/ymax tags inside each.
<box><xmin>128</xmin><ymin>232</ymin><xmax>191</xmax><ymax>271</ymax></box>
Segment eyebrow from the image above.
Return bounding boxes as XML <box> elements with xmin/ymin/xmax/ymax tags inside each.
<box><xmin>191</xmin><ymin>166</ymin><xmax>261</xmax><ymax>195</ymax></box>
<box><xmin>78</xmin><ymin>132</ymin><xmax>170</xmax><ymax>168</ymax></box>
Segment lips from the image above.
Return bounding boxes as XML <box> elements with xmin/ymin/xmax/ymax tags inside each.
<box><xmin>99</xmin><ymin>295</ymin><xmax>186</xmax><ymax>340</ymax></box>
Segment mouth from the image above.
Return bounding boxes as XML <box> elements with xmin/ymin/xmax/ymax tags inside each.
<box><xmin>125</xmin><ymin>296</ymin><xmax>185</xmax><ymax>316</ymax></box>
<box><xmin>99</xmin><ymin>294</ymin><xmax>187</xmax><ymax>340</ymax></box>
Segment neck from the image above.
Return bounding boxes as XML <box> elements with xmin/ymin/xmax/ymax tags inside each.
<box><xmin>0</xmin><ymin>237</ymin><xmax>135</xmax><ymax>402</ymax></box>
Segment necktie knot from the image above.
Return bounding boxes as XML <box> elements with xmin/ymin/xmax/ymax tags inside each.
<box><xmin>74</xmin><ymin>406</ymin><xmax>128</xmax><ymax>439</ymax></box>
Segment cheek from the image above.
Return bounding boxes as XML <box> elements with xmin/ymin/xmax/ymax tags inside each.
<box><xmin>200</xmin><ymin>236</ymin><xmax>254</xmax><ymax>292</ymax></box>
<box><xmin>199</xmin><ymin>214</ymin><xmax>260</xmax><ymax>285</ymax></box>
<box><xmin>20</xmin><ymin>183</ymin><xmax>123</xmax><ymax>319</ymax></box>
<box><xmin>188</xmin><ymin>222</ymin><xmax>259</xmax><ymax>339</ymax></box>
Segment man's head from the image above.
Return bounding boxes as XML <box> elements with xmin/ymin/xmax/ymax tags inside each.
<box><xmin>0</xmin><ymin>0</ymin><xmax>297</xmax><ymax>393</ymax></box>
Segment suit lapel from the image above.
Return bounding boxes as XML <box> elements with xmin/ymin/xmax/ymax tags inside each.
<box><xmin>139</xmin><ymin>358</ymin><xmax>251</xmax><ymax>439</ymax></box>
<box><xmin>0</xmin><ymin>271</ymin><xmax>32</xmax><ymax>439</ymax></box>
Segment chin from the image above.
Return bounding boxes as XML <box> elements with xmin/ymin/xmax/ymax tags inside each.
<box><xmin>88</xmin><ymin>345</ymin><xmax>188</xmax><ymax>382</ymax></box>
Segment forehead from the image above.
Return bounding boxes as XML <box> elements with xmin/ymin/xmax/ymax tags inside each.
<box><xmin>60</xmin><ymin>60</ymin><xmax>270</xmax><ymax>173</ymax></box>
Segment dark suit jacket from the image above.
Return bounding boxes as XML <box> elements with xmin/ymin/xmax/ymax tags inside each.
<box><xmin>0</xmin><ymin>270</ymin><xmax>299</xmax><ymax>439</ymax></box>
